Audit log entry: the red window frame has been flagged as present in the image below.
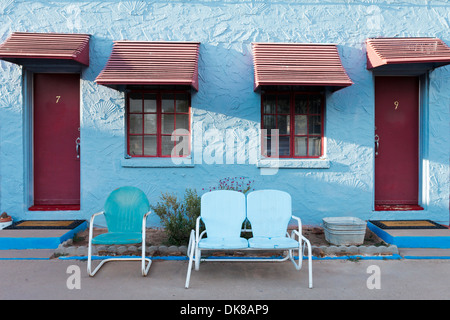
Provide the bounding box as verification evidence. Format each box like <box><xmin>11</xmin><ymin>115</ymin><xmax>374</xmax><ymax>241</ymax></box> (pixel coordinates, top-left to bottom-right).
<box><xmin>127</xmin><ymin>90</ymin><xmax>191</xmax><ymax>158</ymax></box>
<box><xmin>261</xmin><ymin>91</ymin><xmax>325</xmax><ymax>158</ymax></box>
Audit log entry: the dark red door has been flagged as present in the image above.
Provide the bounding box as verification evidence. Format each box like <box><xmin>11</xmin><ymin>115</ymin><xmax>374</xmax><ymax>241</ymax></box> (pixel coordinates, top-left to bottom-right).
<box><xmin>33</xmin><ymin>73</ymin><xmax>80</xmax><ymax>209</ymax></box>
<box><xmin>375</xmin><ymin>76</ymin><xmax>420</xmax><ymax>209</ymax></box>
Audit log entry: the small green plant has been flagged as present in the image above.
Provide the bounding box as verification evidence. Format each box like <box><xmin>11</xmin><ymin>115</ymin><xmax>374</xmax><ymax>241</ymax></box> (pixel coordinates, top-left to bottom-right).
<box><xmin>72</xmin><ymin>232</ymin><xmax>85</xmax><ymax>244</ymax></box>
<box><xmin>347</xmin><ymin>256</ymin><xmax>362</xmax><ymax>263</ymax></box>
<box><xmin>151</xmin><ymin>188</ymin><xmax>201</xmax><ymax>246</ymax></box>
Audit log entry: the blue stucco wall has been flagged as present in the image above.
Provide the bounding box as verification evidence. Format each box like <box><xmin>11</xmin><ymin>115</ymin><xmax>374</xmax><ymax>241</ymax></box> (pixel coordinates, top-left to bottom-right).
<box><xmin>0</xmin><ymin>0</ymin><xmax>449</xmax><ymax>227</ymax></box>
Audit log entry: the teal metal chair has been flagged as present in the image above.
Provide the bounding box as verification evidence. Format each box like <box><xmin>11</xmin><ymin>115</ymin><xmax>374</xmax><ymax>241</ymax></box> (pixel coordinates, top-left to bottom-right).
<box><xmin>87</xmin><ymin>186</ymin><xmax>152</xmax><ymax>276</ymax></box>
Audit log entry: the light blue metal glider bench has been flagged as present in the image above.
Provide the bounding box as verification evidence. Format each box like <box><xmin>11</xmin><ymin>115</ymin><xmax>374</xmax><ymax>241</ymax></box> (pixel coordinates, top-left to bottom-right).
<box><xmin>185</xmin><ymin>190</ymin><xmax>313</xmax><ymax>288</ymax></box>
<box><xmin>87</xmin><ymin>186</ymin><xmax>152</xmax><ymax>276</ymax></box>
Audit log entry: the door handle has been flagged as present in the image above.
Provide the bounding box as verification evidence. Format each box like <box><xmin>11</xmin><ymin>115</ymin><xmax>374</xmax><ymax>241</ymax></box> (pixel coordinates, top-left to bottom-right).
<box><xmin>374</xmin><ymin>134</ymin><xmax>380</xmax><ymax>156</ymax></box>
<box><xmin>76</xmin><ymin>137</ymin><xmax>80</xmax><ymax>159</ymax></box>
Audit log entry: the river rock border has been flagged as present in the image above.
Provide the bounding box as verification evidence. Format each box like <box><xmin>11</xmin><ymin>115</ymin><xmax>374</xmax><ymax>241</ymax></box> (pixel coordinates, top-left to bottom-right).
<box><xmin>54</xmin><ymin>238</ymin><xmax>399</xmax><ymax>258</ymax></box>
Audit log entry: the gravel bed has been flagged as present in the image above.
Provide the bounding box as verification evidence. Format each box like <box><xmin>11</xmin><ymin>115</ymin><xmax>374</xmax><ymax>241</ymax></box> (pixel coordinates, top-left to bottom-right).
<box><xmin>54</xmin><ymin>239</ymin><xmax>399</xmax><ymax>258</ymax></box>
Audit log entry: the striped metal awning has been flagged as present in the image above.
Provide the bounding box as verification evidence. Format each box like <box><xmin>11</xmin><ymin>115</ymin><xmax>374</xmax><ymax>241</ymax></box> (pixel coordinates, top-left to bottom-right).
<box><xmin>252</xmin><ymin>42</ymin><xmax>353</xmax><ymax>91</ymax></box>
<box><xmin>95</xmin><ymin>41</ymin><xmax>200</xmax><ymax>91</ymax></box>
<box><xmin>366</xmin><ymin>37</ymin><xmax>450</xmax><ymax>70</ymax></box>
<box><xmin>0</xmin><ymin>32</ymin><xmax>90</xmax><ymax>66</ymax></box>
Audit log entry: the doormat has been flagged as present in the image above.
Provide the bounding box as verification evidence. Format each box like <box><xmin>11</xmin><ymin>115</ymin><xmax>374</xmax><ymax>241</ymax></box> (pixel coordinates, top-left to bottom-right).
<box><xmin>375</xmin><ymin>204</ymin><xmax>424</xmax><ymax>211</ymax></box>
<box><xmin>4</xmin><ymin>220</ymin><xmax>86</xmax><ymax>230</ymax></box>
<box><xmin>369</xmin><ymin>220</ymin><xmax>448</xmax><ymax>230</ymax></box>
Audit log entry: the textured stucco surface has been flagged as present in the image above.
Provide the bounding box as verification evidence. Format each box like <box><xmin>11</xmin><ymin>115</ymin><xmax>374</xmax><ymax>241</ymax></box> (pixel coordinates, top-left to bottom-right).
<box><xmin>0</xmin><ymin>0</ymin><xmax>449</xmax><ymax>227</ymax></box>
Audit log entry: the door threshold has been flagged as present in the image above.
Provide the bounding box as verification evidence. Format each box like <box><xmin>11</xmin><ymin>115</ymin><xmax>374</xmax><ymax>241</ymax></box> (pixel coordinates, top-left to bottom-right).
<box><xmin>29</xmin><ymin>205</ymin><xmax>80</xmax><ymax>211</ymax></box>
<box><xmin>375</xmin><ymin>204</ymin><xmax>424</xmax><ymax>211</ymax></box>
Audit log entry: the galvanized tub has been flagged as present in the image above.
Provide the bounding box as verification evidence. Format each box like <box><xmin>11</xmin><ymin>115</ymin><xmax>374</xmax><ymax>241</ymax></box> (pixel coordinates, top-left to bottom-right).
<box><xmin>322</xmin><ymin>217</ymin><xmax>367</xmax><ymax>245</ymax></box>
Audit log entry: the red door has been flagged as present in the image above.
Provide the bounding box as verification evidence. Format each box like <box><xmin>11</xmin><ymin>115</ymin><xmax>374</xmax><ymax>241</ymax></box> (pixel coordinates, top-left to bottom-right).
<box><xmin>33</xmin><ymin>73</ymin><xmax>80</xmax><ymax>210</ymax></box>
<box><xmin>374</xmin><ymin>76</ymin><xmax>420</xmax><ymax>210</ymax></box>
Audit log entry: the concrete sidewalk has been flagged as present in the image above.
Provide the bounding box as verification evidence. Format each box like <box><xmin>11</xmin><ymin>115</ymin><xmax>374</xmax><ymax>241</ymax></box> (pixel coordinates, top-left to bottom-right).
<box><xmin>1</xmin><ymin>256</ymin><xmax>449</xmax><ymax>301</ymax></box>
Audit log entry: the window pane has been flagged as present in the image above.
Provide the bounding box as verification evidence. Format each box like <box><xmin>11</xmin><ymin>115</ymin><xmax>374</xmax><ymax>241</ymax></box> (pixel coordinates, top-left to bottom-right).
<box><xmin>143</xmin><ymin>136</ymin><xmax>157</xmax><ymax>156</ymax></box>
<box><xmin>176</xmin><ymin>94</ymin><xmax>189</xmax><ymax>112</ymax></box>
<box><xmin>128</xmin><ymin>91</ymin><xmax>191</xmax><ymax>158</ymax></box>
<box><xmin>277</xmin><ymin>95</ymin><xmax>290</xmax><ymax>114</ymax></box>
<box><xmin>309</xmin><ymin>95</ymin><xmax>322</xmax><ymax>114</ymax></box>
<box><xmin>161</xmin><ymin>135</ymin><xmax>173</xmax><ymax>156</ymax></box>
<box><xmin>261</xmin><ymin>93</ymin><xmax>324</xmax><ymax>159</ymax></box>
<box><xmin>175</xmin><ymin>114</ymin><xmax>189</xmax><ymax>131</ymax></box>
<box><xmin>294</xmin><ymin>137</ymin><xmax>307</xmax><ymax>156</ymax></box>
<box><xmin>263</xmin><ymin>95</ymin><xmax>276</xmax><ymax>114</ymax></box>
<box><xmin>295</xmin><ymin>95</ymin><xmax>308</xmax><ymax>114</ymax></box>
<box><xmin>144</xmin><ymin>114</ymin><xmax>157</xmax><ymax>134</ymax></box>
<box><xmin>129</xmin><ymin>93</ymin><xmax>142</xmax><ymax>113</ymax></box>
<box><xmin>279</xmin><ymin>136</ymin><xmax>290</xmax><ymax>156</ymax></box>
<box><xmin>162</xmin><ymin>114</ymin><xmax>175</xmax><ymax>134</ymax></box>
<box><xmin>295</xmin><ymin>115</ymin><xmax>307</xmax><ymax>135</ymax></box>
<box><xmin>263</xmin><ymin>115</ymin><xmax>276</xmax><ymax>130</ymax></box>
<box><xmin>309</xmin><ymin>115</ymin><xmax>321</xmax><ymax>135</ymax></box>
<box><xmin>143</xmin><ymin>94</ymin><xmax>157</xmax><ymax>112</ymax></box>
<box><xmin>129</xmin><ymin>136</ymin><xmax>142</xmax><ymax>155</ymax></box>
<box><xmin>162</xmin><ymin>94</ymin><xmax>175</xmax><ymax>112</ymax></box>
<box><xmin>309</xmin><ymin>137</ymin><xmax>321</xmax><ymax>156</ymax></box>
<box><xmin>263</xmin><ymin>135</ymin><xmax>281</xmax><ymax>157</ymax></box>
<box><xmin>129</xmin><ymin>114</ymin><xmax>142</xmax><ymax>134</ymax></box>
<box><xmin>263</xmin><ymin>135</ymin><xmax>272</xmax><ymax>157</ymax></box>
<box><xmin>277</xmin><ymin>115</ymin><xmax>290</xmax><ymax>134</ymax></box>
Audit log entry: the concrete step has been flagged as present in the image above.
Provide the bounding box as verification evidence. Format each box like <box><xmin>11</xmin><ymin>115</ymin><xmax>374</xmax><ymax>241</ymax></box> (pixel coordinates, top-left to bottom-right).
<box><xmin>0</xmin><ymin>249</ymin><xmax>55</xmax><ymax>259</ymax></box>
<box><xmin>0</xmin><ymin>221</ymin><xmax>87</xmax><ymax>249</ymax></box>
<box><xmin>399</xmin><ymin>248</ymin><xmax>450</xmax><ymax>259</ymax></box>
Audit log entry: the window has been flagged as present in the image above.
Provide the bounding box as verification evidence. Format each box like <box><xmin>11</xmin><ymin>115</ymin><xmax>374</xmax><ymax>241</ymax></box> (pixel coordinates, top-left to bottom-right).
<box><xmin>261</xmin><ymin>92</ymin><xmax>324</xmax><ymax>158</ymax></box>
<box><xmin>127</xmin><ymin>91</ymin><xmax>190</xmax><ymax>157</ymax></box>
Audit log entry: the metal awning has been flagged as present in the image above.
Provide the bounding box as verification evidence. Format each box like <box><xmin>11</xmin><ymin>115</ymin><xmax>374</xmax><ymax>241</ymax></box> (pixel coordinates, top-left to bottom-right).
<box><xmin>0</xmin><ymin>32</ymin><xmax>90</xmax><ymax>66</ymax></box>
<box><xmin>95</xmin><ymin>41</ymin><xmax>200</xmax><ymax>91</ymax></box>
<box><xmin>366</xmin><ymin>37</ymin><xmax>450</xmax><ymax>70</ymax></box>
<box><xmin>252</xmin><ymin>42</ymin><xmax>353</xmax><ymax>91</ymax></box>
